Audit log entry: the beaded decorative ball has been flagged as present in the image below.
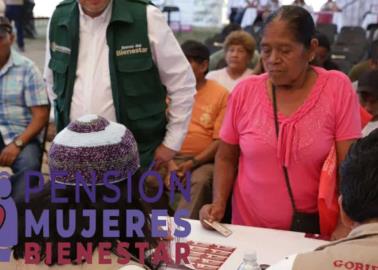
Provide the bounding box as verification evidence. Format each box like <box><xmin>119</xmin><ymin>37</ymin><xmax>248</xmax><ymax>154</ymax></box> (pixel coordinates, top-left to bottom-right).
<box><xmin>48</xmin><ymin>115</ymin><xmax>140</xmax><ymax>185</ymax></box>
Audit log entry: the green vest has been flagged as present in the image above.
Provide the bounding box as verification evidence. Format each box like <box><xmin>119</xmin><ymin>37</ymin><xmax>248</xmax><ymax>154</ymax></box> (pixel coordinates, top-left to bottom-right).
<box><xmin>48</xmin><ymin>0</ymin><xmax>167</xmax><ymax>167</ymax></box>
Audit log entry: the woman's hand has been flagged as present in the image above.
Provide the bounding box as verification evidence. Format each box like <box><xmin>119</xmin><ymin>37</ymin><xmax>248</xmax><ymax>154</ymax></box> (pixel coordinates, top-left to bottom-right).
<box><xmin>177</xmin><ymin>160</ymin><xmax>194</xmax><ymax>174</ymax></box>
<box><xmin>198</xmin><ymin>142</ymin><xmax>238</xmax><ymax>230</ymax></box>
<box><xmin>176</xmin><ymin>160</ymin><xmax>194</xmax><ymax>185</ymax></box>
<box><xmin>199</xmin><ymin>203</ymin><xmax>226</xmax><ymax>230</ymax></box>
<box><xmin>154</xmin><ymin>144</ymin><xmax>177</xmax><ymax>169</ymax></box>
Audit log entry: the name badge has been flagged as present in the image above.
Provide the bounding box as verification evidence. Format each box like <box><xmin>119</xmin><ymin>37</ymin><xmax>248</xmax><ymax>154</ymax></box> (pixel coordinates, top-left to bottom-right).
<box><xmin>116</xmin><ymin>43</ymin><xmax>148</xmax><ymax>57</ymax></box>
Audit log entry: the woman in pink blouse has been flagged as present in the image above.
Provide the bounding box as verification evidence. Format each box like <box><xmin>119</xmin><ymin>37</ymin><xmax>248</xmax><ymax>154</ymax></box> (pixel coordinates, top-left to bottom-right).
<box><xmin>200</xmin><ymin>5</ymin><xmax>361</xmax><ymax>240</ymax></box>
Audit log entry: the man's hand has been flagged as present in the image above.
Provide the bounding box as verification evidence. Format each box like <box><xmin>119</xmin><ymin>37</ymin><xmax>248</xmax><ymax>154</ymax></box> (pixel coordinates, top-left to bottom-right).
<box><xmin>0</xmin><ymin>144</ymin><xmax>21</xmax><ymax>167</ymax></box>
<box><xmin>176</xmin><ymin>159</ymin><xmax>195</xmax><ymax>185</ymax></box>
<box><xmin>199</xmin><ymin>203</ymin><xmax>226</xmax><ymax>230</ymax></box>
<box><xmin>164</xmin><ymin>160</ymin><xmax>179</xmax><ymax>190</ymax></box>
<box><xmin>177</xmin><ymin>159</ymin><xmax>194</xmax><ymax>173</ymax></box>
<box><xmin>153</xmin><ymin>144</ymin><xmax>177</xmax><ymax>169</ymax></box>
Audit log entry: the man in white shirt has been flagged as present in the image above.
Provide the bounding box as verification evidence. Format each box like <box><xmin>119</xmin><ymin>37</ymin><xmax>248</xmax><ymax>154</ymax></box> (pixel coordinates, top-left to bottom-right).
<box><xmin>44</xmin><ymin>0</ymin><xmax>196</xmax><ymax>169</ymax></box>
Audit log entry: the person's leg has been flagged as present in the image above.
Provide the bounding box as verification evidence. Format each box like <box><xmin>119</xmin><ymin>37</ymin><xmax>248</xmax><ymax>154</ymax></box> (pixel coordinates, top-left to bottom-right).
<box><xmin>229</xmin><ymin>7</ymin><xmax>238</xmax><ymax>23</ymax></box>
<box><xmin>177</xmin><ymin>163</ymin><xmax>213</xmax><ymax>219</ymax></box>
<box><xmin>5</xmin><ymin>5</ymin><xmax>13</xmax><ymax>23</ymax></box>
<box><xmin>10</xmin><ymin>140</ymin><xmax>42</xmax><ymax>203</ymax></box>
<box><xmin>235</xmin><ymin>8</ymin><xmax>246</xmax><ymax>25</ymax></box>
<box><xmin>23</xmin><ymin>0</ymin><xmax>37</xmax><ymax>39</ymax></box>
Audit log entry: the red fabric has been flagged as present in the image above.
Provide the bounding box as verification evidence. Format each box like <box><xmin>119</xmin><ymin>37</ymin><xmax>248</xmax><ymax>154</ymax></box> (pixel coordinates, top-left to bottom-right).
<box><xmin>319</xmin><ymin>145</ymin><xmax>338</xmax><ymax>238</ymax></box>
<box><xmin>317</xmin><ymin>12</ymin><xmax>333</xmax><ymax>24</ymax></box>
<box><xmin>319</xmin><ymin>106</ymin><xmax>372</xmax><ymax>238</ymax></box>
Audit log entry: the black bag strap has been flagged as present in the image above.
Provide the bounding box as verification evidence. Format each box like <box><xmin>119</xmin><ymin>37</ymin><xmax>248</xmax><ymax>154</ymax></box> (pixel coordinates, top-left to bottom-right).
<box><xmin>272</xmin><ymin>84</ymin><xmax>298</xmax><ymax>213</ymax></box>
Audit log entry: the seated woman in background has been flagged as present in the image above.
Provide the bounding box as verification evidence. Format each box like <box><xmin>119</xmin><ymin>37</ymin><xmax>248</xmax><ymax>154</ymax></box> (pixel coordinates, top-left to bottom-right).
<box><xmin>1</xmin><ymin>115</ymin><xmax>157</xmax><ymax>270</ymax></box>
<box><xmin>292</xmin><ymin>0</ymin><xmax>314</xmax><ymax>13</ymax></box>
<box><xmin>311</xmin><ymin>32</ymin><xmax>339</xmax><ymax>71</ymax></box>
<box><xmin>200</xmin><ymin>6</ymin><xmax>361</xmax><ymax>240</ymax></box>
<box><xmin>320</xmin><ymin>0</ymin><xmax>342</xmax><ymax>12</ymax></box>
<box><xmin>349</xmin><ymin>40</ymin><xmax>378</xmax><ymax>82</ymax></box>
<box><xmin>206</xmin><ymin>30</ymin><xmax>256</xmax><ymax>92</ymax></box>
<box><xmin>208</xmin><ymin>24</ymin><xmax>260</xmax><ymax>72</ymax></box>
<box><xmin>357</xmin><ymin>70</ymin><xmax>378</xmax><ymax>137</ymax></box>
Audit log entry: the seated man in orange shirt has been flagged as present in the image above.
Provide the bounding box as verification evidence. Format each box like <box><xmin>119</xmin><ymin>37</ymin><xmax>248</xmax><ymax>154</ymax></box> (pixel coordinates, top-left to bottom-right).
<box><xmin>168</xmin><ymin>40</ymin><xmax>229</xmax><ymax>219</ymax></box>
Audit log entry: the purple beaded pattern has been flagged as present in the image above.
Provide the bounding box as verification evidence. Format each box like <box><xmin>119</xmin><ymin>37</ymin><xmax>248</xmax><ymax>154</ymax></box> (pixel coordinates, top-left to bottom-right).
<box><xmin>49</xmin><ymin>123</ymin><xmax>140</xmax><ymax>185</ymax></box>
<box><xmin>68</xmin><ymin>116</ymin><xmax>109</xmax><ymax>133</ymax></box>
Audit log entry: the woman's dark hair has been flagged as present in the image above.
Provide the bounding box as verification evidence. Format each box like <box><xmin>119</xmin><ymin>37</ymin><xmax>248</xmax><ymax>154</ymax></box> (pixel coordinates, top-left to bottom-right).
<box><xmin>263</xmin><ymin>5</ymin><xmax>316</xmax><ymax>49</ymax></box>
<box><xmin>340</xmin><ymin>129</ymin><xmax>378</xmax><ymax>223</ymax></box>
<box><xmin>13</xmin><ymin>170</ymin><xmax>157</xmax><ymax>268</ymax></box>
